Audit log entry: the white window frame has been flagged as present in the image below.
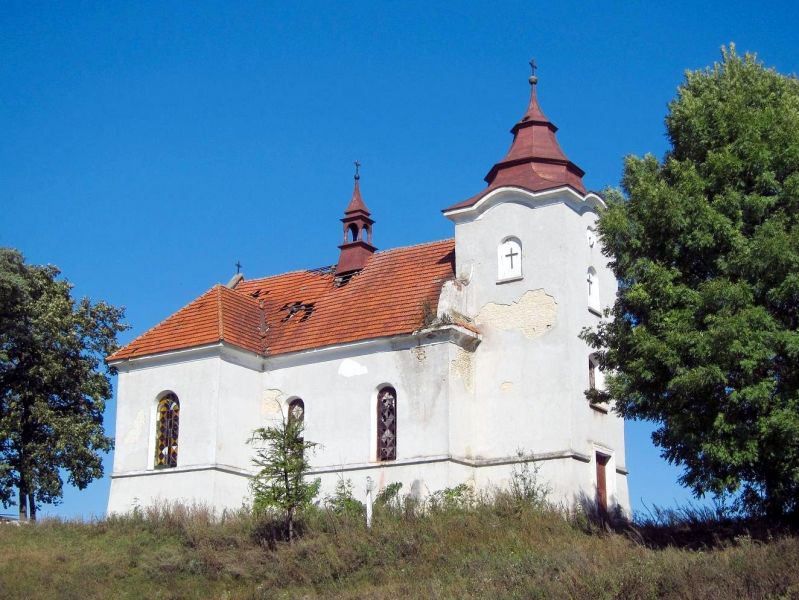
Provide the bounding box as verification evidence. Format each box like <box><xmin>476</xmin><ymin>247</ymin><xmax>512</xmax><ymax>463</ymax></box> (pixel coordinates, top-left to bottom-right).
<box><xmin>497</xmin><ymin>236</ymin><xmax>523</xmax><ymax>283</ymax></box>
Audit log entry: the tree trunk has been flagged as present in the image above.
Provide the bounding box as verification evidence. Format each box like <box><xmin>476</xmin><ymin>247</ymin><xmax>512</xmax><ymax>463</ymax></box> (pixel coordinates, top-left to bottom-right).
<box><xmin>18</xmin><ymin>487</ymin><xmax>27</xmax><ymax>521</ymax></box>
<box><xmin>28</xmin><ymin>493</ymin><xmax>36</xmax><ymax>522</ymax></box>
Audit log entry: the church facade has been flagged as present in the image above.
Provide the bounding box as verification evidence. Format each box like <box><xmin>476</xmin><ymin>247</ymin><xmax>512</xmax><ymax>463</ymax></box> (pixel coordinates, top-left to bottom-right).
<box><xmin>106</xmin><ymin>69</ymin><xmax>630</xmax><ymax>516</ymax></box>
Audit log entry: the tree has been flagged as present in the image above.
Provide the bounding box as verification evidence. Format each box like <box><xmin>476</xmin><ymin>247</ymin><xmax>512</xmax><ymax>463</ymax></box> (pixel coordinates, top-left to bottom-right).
<box><xmin>0</xmin><ymin>248</ymin><xmax>127</xmax><ymax>520</ymax></box>
<box><xmin>248</xmin><ymin>407</ymin><xmax>320</xmax><ymax>542</ymax></box>
<box><xmin>584</xmin><ymin>46</ymin><xmax>799</xmax><ymax>521</ymax></box>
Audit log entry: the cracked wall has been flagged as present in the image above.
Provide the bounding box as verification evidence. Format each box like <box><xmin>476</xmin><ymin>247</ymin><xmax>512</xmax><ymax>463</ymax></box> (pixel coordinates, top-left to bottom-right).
<box><xmin>475</xmin><ymin>289</ymin><xmax>557</xmax><ymax>339</ymax></box>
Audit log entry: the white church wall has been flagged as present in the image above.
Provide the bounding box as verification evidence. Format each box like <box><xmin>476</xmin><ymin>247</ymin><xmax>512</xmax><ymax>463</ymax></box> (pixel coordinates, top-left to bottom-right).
<box><xmin>259</xmin><ymin>336</ymin><xmax>455</xmax><ymax>499</ymax></box>
<box><xmin>108</xmin><ymin>468</ymin><xmax>250</xmax><ymax>515</ymax></box>
<box><xmin>108</xmin><ymin>347</ymin><xmax>232</xmax><ymax>513</ymax></box>
<box><xmin>215</xmin><ymin>350</ymin><xmax>264</xmax><ymax>469</ymax></box>
<box><xmin>450</xmin><ymin>198</ymin><xmax>585</xmax><ymax>457</ymax></box>
<box><xmin>110</xmin><ymin>349</ymin><xmax>221</xmax><ymax>474</ymax></box>
<box><xmin>446</xmin><ymin>189</ymin><xmax>630</xmax><ymax>514</ymax></box>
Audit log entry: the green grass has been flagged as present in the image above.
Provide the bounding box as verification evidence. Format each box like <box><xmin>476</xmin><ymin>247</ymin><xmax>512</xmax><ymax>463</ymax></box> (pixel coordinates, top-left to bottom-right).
<box><xmin>1</xmin><ymin>499</ymin><xmax>797</xmax><ymax>599</ymax></box>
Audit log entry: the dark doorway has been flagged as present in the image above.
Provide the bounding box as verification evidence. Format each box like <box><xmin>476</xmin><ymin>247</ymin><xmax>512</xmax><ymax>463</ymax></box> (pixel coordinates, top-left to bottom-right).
<box><xmin>596</xmin><ymin>452</ymin><xmax>609</xmax><ymax>516</ymax></box>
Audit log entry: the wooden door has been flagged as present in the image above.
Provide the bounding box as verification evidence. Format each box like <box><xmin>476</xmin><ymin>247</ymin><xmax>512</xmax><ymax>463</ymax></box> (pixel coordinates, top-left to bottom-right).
<box><xmin>596</xmin><ymin>453</ymin><xmax>609</xmax><ymax>516</ymax></box>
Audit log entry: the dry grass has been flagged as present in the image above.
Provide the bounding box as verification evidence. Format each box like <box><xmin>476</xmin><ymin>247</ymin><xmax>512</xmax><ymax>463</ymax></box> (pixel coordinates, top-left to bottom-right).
<box><xmin>1</xmin><ymin>499</ymin><xmax>798</xmax><ymax>599</ymax></box>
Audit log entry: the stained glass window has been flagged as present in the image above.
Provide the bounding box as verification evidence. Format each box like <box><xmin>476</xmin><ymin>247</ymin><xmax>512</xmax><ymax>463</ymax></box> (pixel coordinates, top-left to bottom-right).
<box><xmin>288</xmin><ymin>398</ymin><xmax>305</xmax><ymax>444</ymax></box>
<box><xmin>288</xmin><ymin>398</ymin><xmax>305</xmax><ymax>426</ymax></box>
<box><xmin>377</xmin><ymin>386</ymin><xmax>397</xmax><ymax>461</ymax></box>
<box><xmin>155</xmin><ymin>393</ymin><xmax>180</xmax><ymax>468</ymax></box>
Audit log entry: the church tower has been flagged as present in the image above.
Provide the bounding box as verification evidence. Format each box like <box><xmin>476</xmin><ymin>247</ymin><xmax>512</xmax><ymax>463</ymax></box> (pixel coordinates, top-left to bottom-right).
<box><xmin>336</xmin><ymin>161</ymin><xmax>376</xmax><ymax>275</ymax></box>
<box><xmin>441</xmin><ymin>62</ymin><xmax>628</xmax><ymax>513</ymax></box>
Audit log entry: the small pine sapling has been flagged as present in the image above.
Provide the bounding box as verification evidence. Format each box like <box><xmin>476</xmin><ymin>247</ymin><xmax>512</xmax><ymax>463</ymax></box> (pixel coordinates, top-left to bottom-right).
<box><xmin>248</xmin><ymin>408</ymin><xmax>320</xmax><ymax>542</ymax></box>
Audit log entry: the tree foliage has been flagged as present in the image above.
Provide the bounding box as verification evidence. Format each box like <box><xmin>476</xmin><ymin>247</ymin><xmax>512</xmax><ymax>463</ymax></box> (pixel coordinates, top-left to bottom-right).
<box><xmin>0</xmin><ymin>248</ymin><xmax>127</xmax><ymax>519</ymax></box>
<box><xmin>584</xmin><ymin>46</ymin><xmax>799</xmax><ymax>520</ymax></box>
<box><xmin>249</xmin><ymin>410</ymin><xmax>320</xmax><ymax>541</ymax></box>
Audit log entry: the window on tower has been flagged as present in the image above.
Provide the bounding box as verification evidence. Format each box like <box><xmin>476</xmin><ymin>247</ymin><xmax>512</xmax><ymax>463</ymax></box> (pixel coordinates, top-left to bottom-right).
<box><xmin>587</xmin><ymin>226</ymin><xmax>597</xmax><ymax>249</ymax></box>
<box><xmin>497</xmin><ymin>236</ymin><xmax>523</xmax><ymax>282</ymax></box>
<box><xmin>587</xmin><ymin>267</ymin><xmax>600</xmax><ymax>314</ymax></box>
<box><xmin>154</xmin><ymin>392</ymin><xmax>180</xmax><ymax>468</ymax></box>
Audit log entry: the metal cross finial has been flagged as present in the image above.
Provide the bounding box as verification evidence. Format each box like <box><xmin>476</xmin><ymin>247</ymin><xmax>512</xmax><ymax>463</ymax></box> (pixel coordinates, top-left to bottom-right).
<box><xmin>235</xmin><ymin>260</ymin><xmax>242</xmax><ymax>274</ymax></box>
<box><xmin>529</xmin><ymin>58</ymin><xmax>538</xmax><ymax>84</ymax></box>
<box><xmin>354</xmin><ymin>160</ymin><xmax>361</xmax><ymax>180</ymax></box>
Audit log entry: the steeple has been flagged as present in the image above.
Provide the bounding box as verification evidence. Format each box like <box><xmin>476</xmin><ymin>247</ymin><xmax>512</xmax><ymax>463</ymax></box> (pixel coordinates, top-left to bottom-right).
<box><xmin>336</xmin><ymin>161</ymin><xmax>377</xmax><ymax>275</ymax></box>
<box><xmin>483</xmin><ymin>60</ymin><xmax>586</xmax><ymax>193</ymax></box>
<box><xmin>443</xmin><ymin>60</ymin><xmax>587</xmax><ymax>213</ymax></box>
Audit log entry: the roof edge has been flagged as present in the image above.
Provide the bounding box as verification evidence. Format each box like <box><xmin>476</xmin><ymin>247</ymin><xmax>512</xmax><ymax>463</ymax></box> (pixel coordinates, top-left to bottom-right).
<box><xmin>442</xmin><ymin>185</ymin><xmax>606</xmax><ymax>219</ymax></box>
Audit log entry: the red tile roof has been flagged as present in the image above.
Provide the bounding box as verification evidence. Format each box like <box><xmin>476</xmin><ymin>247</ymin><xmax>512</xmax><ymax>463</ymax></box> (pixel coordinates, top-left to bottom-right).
<box><xmin>108</xmin><ymin>239</ymin><xmax>456</xmax><ymax>362</ymax></box>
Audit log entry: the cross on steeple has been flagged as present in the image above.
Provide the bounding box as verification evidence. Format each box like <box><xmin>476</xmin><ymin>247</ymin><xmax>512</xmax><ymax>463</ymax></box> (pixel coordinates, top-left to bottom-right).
<box><xmin>354</xmin><ymin>160</ymin><xmax>361</xmax><ymax>180</ymax></box>
<box><xmin>235</xmin><ymin>260</ymin><xmax>242</xmax><ymax>274</ymax></box>
<box><xmin>529</xmin><ymin>58</ymin><xmax>537</xmax><ymax>77</ymax></box>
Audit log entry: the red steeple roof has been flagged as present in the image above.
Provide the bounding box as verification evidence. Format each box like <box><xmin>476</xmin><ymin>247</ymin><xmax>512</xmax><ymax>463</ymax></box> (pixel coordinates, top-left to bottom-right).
<box><xmin>444</xmin><ymin>66</ymin><xmax>587</xmax><ymax>213</ymax></box>
<box><xmin>336</xmin><ymin>163</ymin><xmax>377</xmax><ymax>275</ymax></box>
<box><xmin>344</xmin><ymin>177</ymin><xmax>370</xmax><ymax>216</ymax></box>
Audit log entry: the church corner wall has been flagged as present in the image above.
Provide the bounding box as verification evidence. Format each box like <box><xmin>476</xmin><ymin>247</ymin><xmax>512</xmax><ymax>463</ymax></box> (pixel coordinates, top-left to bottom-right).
<box><xmin>108</xmin><ymin>349</ymin><xmax>226</xmax><ymax>514</ymax></box>
<box><xmin>215</xmin><ymin>353</ymin><xmax>263</xmax><ymax>472</ymax></box>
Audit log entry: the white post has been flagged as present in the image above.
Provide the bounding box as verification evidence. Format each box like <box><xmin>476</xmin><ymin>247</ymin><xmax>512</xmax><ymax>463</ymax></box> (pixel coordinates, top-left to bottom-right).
<box><xmin>365</xmin><ymin>476</ymin><xmax>374</xmax><ymax>528</ymax></box>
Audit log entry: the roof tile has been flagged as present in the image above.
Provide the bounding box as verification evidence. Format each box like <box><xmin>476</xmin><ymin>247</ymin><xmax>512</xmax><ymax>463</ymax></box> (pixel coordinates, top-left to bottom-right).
<box><xmin>108</xmin><ymin>239</ymin><xmax>455</xmax><ymax>361</ymax></box>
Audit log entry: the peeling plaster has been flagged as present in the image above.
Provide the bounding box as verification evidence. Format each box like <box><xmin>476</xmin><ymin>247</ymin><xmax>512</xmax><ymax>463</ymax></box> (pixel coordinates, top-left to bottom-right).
<box><xmin>262</xmin><ymin>389</ymin><xmax>284</xmax><ymax>417</ymax></box>
<box><xmin>124</xmin><ymin>409</ymin><xmax>147</xmax><ymax>446</ymax></box>
<box><xmin>475</xmin><ymin>289</ymin><xmax>557</xmax><ymax>339</ymax></box>
<box><xmin>451</xmin><ymin>348</ymin><xmax>474</xmax><ymax>392</ymax></box>
<box><xmin>338</xmin><ymin>358</ymin><xmax>368</xmax><ymax>377</ymax></box>
<box><xmin>411</xmin><ymin>346</ymin><xmax>427</xmax><ymax>362</ymax></box>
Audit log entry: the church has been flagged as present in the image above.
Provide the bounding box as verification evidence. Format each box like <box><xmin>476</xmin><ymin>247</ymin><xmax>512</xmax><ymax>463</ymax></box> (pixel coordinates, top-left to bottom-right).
<box><xmin>106</xmin><ymin>66</ymin><xmax>630</xmax><ymax>516</ymax></box>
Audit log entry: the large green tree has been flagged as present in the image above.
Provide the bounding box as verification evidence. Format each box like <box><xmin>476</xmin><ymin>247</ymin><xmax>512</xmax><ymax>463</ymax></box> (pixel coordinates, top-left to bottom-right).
<box><xmin>585</xmin><ymin>46</ymin><xmax>799</xmax><ymax>520</ymax></box>
<box><xmin>0</xmin><ymin>248</ymin><xmax>127</xmax><ymax>520</ymax></box>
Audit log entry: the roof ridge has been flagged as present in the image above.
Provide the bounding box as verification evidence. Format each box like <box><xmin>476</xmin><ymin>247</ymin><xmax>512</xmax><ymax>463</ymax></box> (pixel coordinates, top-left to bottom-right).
<box><xmin>374</xmin><ymin>238</ymin><xmax>454</xmax><ymax>255</ymax></box>
<box><xmin>236</xmin><ymin>238</ymin><xmax>455</xmax><ymax>289</ymax></box>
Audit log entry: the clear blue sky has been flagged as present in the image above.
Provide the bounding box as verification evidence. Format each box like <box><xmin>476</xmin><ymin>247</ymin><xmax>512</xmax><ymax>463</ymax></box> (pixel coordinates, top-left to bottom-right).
<box><xmin>1</xmin><ymin>1</ymin><xmax>797</xmax><ymax>520</ymax></box>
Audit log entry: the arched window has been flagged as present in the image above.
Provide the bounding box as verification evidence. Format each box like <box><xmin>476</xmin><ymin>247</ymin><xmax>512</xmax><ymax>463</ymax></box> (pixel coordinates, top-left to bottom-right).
<box><xmin>155</xmin><ymin>393</ymin><xmax>180</xmax><ymax>468</ymax></box>
<box><xmin>587</xmin><ymin>267</ymin><xmax>600</xmax><ymax>313</ymax></box>
<box><xmin>497</xmin><ymin>236</ymin><xmax>522</xmax><ymax>282</ymax></box>
<box><xmin>587</xmin><ymin>226</ymin><xmax>597</xmax><ymax>249</ymax></box>
<box><xmin>347</xmin><ymin>223</ymin><xmax>359</xmax><ymax>243</ymax></box>
<box><xmin>288</xmin><ymin>398</ymin><xmax>305</xmax><ymax>426</ymax></box>
<box><xmin>360</xmin><ymin>224</ymin><xmax>370</xmax><ymax>243</ymax></box>
<box><xmin>377</xmin><ymin>386</ymin><xmax>397</xmax><ymax>461</ymax></box>
<box><xmin>588</xmin><ymin>353</ymin><xmax>605</xmax><ymax>390</ymax></box>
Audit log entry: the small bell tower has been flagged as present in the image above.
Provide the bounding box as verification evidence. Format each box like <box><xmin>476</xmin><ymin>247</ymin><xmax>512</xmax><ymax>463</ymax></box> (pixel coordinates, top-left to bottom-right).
<box><xmin>336</xmin><ymin>161</ymin><xmax>376</xmax><ymax>275</ymax></box>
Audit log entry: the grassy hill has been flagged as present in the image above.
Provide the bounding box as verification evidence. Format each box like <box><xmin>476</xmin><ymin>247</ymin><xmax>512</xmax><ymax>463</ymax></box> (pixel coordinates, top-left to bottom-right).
<box><xmin>1</xmin><ymin>493</ymin><xmax>797</xmax><ymax>600</ymax></box>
